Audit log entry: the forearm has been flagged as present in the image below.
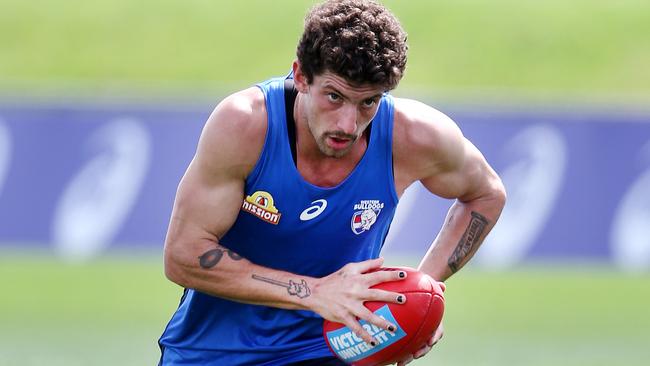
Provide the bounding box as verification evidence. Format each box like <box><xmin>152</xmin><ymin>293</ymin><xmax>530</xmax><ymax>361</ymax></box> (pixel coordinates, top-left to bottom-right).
<box><xmin>164</xmin><ymin>239</ymin><xmax>316</xmax><ymax>311</ymax></box>
<box><xmin>418</xmin><ymin>190</ymin><xmax>505</xmax><ymax>281</ymax></box>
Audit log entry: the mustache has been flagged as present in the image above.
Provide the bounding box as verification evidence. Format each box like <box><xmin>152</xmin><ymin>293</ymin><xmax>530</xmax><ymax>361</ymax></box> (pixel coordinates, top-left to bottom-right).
<box><xmin>325</xmin><ymin>131</ymin><xmax>357</xmax><ymax>141</ymax></box>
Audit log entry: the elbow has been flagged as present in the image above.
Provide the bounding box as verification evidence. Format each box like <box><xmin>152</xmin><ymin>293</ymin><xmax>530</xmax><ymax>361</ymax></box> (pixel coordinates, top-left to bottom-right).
<box><xmin>490</xmin><ymin>175</ymin><xmax>507</xmax><ymax>213</ymax></box>
<box><xmin>163</xmin><ymin>259</ymin><xmax>182</xmax><ymax>286</ymax></box>
<box><xmin>163</xmin><ymin>243</ymin><xmax>192</xmax><ymax>288</ymax></box>
<box><xmin>495</xmin><ymin>177</ymin><xmax>507</xmax><ymax>206</ymax></box>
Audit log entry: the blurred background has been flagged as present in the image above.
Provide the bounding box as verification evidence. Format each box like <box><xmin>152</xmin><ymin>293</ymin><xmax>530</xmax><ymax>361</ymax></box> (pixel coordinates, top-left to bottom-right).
<box><xmin>1</xmin><ymin>0</ymin><xmax>649</xmax><ymax>365</ymax></box>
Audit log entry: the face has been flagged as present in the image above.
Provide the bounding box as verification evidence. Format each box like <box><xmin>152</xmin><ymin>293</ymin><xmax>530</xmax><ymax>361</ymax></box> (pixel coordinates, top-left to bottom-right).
<box><xmin>294</xmin><ymin>66</ymin><xmax>385</xmax><ymax>158</ymax></box>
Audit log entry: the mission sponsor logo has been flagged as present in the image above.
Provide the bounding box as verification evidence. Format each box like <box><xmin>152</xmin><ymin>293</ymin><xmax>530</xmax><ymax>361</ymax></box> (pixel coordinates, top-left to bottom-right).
<box><xmin>351</xmin><ymin>199</ymin><xmax>384</xmax><ymax>235</ymax></box>
<box><xmin>326</xmin><ymin>305</ymin><xmax>406</xmax><ymax>362</ymax></box>
<box><xmin>241</xmin><ymin>191</ymin><xmax>281</xmax><ymax>225</ymax></box>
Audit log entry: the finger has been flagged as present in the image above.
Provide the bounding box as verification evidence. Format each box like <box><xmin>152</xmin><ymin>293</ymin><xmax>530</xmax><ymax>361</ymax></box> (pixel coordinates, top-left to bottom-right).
<box><xmin>428</xmin><ymin>334</ymin><xmax>442</xmax><ymax>347</ymax></box>
<box><xmin>348</xmin><ymin>257</ymin><xmax>384</xmax><ymax>274</ymax></box>
<box><xmin>413</xmin><ymin>344</ymin><xmax>430</xmax><ymax>358</ymax></box>
<box><xmin>430</xmin><ymin>324</ymin><xmax>444</xmax><ymax>346</ymax></box>
<box><xmin>364</xmin><ymin>268</ymin><xmax>407</xmax><ymax>286</ymax></box>
<box><xmin>342</xmin><ymin>315</ymin><xmax>376</xmax><ymax>347</ymax></box>
<box><xmin>356</xmin><ymin>306</ymin><xmax>397</xmax><ymax>332</ymax></box>
<box><xmin>438</xmin><ymin>281</ymin><xmax>446</xmax><ymax>292</ymax></box>
<box><xmin>397</xmin><ymin>355</ymin><xmax>414</xmax><ymax>366</ymax></box>
<box><xmin>365</xmin><ymin>288</ymin><xmax>406</xmax><ymax>305</ymax></box>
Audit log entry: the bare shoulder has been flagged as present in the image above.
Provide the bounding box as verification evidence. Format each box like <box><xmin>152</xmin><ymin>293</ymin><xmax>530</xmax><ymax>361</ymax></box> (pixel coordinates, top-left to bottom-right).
<box><xmin>195</xmin><ymin>86</ymin><xmax>268</xmax><ymax>180</ymax></box>
<box><xmin>392</xmin><ymin>97</ymin><xmax>466</xmax><ymax>190</ymax></box>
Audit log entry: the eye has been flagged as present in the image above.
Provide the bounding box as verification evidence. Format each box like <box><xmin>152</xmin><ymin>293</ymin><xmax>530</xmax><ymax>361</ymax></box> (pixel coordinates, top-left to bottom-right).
<box><xmin>327</xmin><ymin>93</ymin><xmax>341</xmax><ymax>102</ymax></box>
<box><xmin>362</xmin><ymin>98</ymin><xmax>377</xmax><ymax>108</ymax></box>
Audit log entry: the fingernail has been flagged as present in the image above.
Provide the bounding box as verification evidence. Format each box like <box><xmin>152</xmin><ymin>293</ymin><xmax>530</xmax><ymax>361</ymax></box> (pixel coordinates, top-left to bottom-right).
<box><xmin>388</xmin><ymin>325</ymin><xmax>395</xmax><ymax>332</ymax></box>
<box><xmin>398</xmin><ymin>271</ymin><xmax>406</xmax><ymax>278</ymax></box>
<box><xmin>397</xmin><ymin>295</ymin><xmax>405</xmax><ymax>303</ymax></box>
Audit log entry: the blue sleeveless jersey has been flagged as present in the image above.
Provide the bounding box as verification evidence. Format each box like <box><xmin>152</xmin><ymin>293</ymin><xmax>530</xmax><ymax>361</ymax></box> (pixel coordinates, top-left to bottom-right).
<box><xmin>159</xmin><ymin>75</ymin><xmax>398</xmax><ymax>365</ymax></box>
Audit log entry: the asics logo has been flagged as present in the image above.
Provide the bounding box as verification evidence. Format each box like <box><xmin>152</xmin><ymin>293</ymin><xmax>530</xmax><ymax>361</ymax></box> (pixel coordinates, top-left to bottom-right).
<box><xmin>300</xmin><ymin>199</ymin><xmax>328</xmax><ymax>221</ymax></box>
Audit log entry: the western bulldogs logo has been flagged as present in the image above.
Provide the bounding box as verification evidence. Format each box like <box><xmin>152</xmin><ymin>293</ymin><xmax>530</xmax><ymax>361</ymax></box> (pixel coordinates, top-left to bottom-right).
<box><xmin>351</xmin><ymin>200</ymin><xmax>384</xmax><ymax>235</ymax></box>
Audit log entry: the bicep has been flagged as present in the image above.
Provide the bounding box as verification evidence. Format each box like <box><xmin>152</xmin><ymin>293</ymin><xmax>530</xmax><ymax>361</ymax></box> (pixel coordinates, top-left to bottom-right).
<box><xmin>420</xmin><ymin>137</ymin><xmax>497</xmax><ymax>202</ymax></box>
<box><xmin>166</xmin><ymin>90</ymin><xmax>264</xmax><ymax>249</ymax></box>
<box><xmin>169</xmin><ymin>157</ymin><xmax>245</xmax><ymax>244</ymax></box>
<box><xmin>163</xmin><ymin>151</ymin><xmax>247</xmax><ymax>285</ymax></box>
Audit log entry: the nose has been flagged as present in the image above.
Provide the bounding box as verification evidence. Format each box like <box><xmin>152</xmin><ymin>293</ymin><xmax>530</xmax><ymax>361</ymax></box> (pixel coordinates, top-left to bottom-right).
<box><xmin>336</xmin><ymin>104</ymin><xmax>358</xmax><ymax>135</ymax></box>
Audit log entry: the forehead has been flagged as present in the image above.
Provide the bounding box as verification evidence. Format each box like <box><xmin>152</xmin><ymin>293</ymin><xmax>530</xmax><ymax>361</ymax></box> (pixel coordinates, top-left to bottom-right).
<box><xmin>312</xmin><ymin>71</ymin><xmax>385</xmax><ymax>99</ymax></box>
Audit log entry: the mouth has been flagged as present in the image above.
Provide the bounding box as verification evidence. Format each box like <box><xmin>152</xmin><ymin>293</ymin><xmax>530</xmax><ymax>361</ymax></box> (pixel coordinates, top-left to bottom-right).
<box><xmin>326</xmin><ymin>136</ymin><xmax>353</xmax><ymax>150</ymax></box>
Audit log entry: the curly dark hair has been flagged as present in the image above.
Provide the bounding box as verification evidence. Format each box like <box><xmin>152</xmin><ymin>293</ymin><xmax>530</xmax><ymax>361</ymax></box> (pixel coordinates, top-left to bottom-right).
<box><xmin>296</xmin><ymin>0</ymin><xmax>408</xmax><ymax>90</ymax></box>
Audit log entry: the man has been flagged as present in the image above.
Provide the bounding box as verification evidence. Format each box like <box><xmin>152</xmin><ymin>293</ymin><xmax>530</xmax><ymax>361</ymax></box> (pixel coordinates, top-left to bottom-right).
<box><xmin>159</xmin><ymin>0</ymin><xmax>506</xmax><ymax>365</ymax></box>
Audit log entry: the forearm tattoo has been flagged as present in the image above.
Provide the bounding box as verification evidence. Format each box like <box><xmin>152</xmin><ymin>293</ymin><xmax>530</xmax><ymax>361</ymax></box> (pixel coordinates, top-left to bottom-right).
<box><xmin>251</xmin><ymin>274</ymin><xmax>312</xmax><ymax>299</ymax></box>
<box><xmin>447</xmin><ymin>211</ymin><xmax>489</xmax><ymax>273</ymax></box>
<box><xmin>198</xmin><ymin>245</ymin><xmax>243</xmax><ymax>269</ymax></box>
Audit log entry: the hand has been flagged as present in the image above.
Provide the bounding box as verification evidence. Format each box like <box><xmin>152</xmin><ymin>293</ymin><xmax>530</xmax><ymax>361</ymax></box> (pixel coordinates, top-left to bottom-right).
<box><xmin>308</xmin><ymin>257</ymin><xmax>407</xmax><ymax>346</ymax></box>
<box><xmin>395</xmin><ymin>323</ymin><xmax>444</xmax><ymax>366</ymax></box>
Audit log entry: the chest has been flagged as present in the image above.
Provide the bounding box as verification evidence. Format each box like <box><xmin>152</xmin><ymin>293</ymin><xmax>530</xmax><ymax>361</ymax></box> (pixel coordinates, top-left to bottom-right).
<box><xmin>228</xmin><ymin>171</ymin><xmax>398</xmax><ymax>276</ymax></box>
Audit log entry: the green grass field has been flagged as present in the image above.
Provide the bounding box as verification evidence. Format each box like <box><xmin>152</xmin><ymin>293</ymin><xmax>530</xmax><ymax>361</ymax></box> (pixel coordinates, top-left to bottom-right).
<box><xmin>1</xmin><ymin>253</ymin><xmax>648</xmax><ymax>366</ymax></box>
<box><xmin>1</xmin><ymin>0</ymin><xmax>649</xmax><ymax>100</ymax></box>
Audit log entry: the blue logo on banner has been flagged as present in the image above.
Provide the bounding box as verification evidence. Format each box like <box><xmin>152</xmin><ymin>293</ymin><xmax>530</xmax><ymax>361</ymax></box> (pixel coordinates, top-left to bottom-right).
<box><xmin>326</xmin><ymin>305</ymin><xmax>406</xmax><ymax>362</ymax></box>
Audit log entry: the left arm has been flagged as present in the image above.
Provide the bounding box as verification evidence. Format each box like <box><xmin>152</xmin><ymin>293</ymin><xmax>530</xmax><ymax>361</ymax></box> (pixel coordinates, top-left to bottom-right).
<box><xmin>417</xmin><ymin>136</ymin><xmax>506</xmax><ymax>281</ymax></box>
<box><xmin>392</xmin><ymin>98</ymin><xmax>506</xmax><ymax>364</ymax></box>
<box><xmin>393</xmin><ymin>97</ymin><xmax>506</xmax><ymax>281</ymax></box>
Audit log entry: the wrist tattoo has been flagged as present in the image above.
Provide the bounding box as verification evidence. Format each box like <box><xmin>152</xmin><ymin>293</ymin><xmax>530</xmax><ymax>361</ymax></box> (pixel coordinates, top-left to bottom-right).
<box><xmin>198</xmin><ymin>245</ymin><xmax>243</xmax><ymax>269</ymax></box>
<box><xmin>447</xmin><ymin>211</ymin><xmax>489</xmax><ymax>273</ymax></box>
<box><xmin>251</xmin><ymin>274</ymin><xmax>311</xmax><ymax>299</ymax></box>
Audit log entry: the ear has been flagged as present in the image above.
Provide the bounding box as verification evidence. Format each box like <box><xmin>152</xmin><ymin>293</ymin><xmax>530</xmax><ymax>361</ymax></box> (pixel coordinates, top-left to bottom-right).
<box><xmin>292</xmin><ymin>60</ymin><xmax>309</xmax><ymax>93</ymax></box>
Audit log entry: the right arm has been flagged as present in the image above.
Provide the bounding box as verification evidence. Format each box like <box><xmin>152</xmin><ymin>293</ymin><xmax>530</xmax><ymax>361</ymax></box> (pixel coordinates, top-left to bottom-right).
<box><xmin>163</xmin><ymin>87</ymin><xmax>404</xmax><ymax>344</ymax></box>
<box><xmin>163</xmin><ymin>87</ymin><xmax>301</xmax><ymax>309</ymax></box>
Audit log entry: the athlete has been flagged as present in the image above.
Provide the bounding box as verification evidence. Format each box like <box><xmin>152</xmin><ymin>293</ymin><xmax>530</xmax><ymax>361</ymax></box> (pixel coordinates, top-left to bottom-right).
<box><xmin>159</xmin><ymin>1</ymin><xmax>506</xmax><ymax>365</ymax></box>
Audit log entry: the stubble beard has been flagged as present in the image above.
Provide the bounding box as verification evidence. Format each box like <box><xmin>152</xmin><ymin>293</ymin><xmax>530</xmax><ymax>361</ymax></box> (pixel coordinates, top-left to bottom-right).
<box><xmin>315</xmin><ymin>130</ymin><xmax>358</xmax><ymax>158</ymax></box>
<box><xmin>303</xmin><ymin>105</ymin><xmax>358</xmax><ymax>159</ymax></box>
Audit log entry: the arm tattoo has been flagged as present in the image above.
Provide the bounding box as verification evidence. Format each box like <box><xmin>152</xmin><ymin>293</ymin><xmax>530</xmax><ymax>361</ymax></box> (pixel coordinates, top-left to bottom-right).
<box><xmin>198</xmin><ymin>246</ymin><xmax>243</xmax><ymax>269</ymax></box>
<box><xmin>251</xmin><ymin>274</ymin><xmax>311</xmax><ymax>299</ymax></box>
<box><xmin>447</xmin><ymin>211</ymin><xmax>489</xmax><ymax>273</ymax></box>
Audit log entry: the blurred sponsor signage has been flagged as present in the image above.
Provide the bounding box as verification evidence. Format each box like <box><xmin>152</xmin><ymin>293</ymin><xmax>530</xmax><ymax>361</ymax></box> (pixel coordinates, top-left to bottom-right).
<box><xmin>0</xmin><ymin>101</ymin><xmax>648</xmax><ymax>270</ymax></box>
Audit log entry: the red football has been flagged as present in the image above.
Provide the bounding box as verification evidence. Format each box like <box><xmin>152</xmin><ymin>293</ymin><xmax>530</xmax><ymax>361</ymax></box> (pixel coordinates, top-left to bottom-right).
<box><xmin>323</xmin><ymin>267</ymin><xmax>445</xmax><ymax>366</ymax></box>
